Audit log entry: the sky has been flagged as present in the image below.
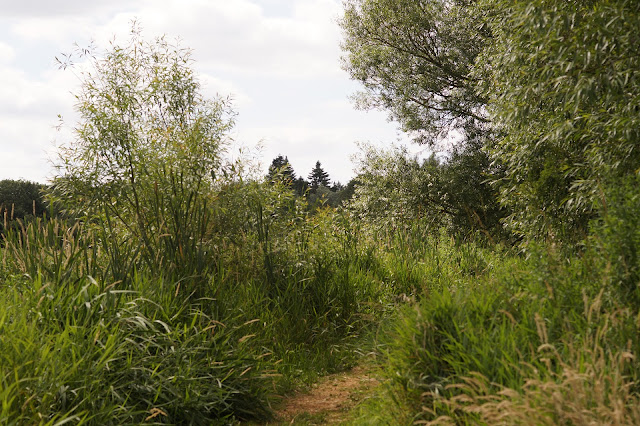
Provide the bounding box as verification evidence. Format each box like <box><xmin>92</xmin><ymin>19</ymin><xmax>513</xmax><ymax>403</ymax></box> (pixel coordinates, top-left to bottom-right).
<box><xmin>0</xmin><ymin>0</ymin><xmax>414</xmax><ymax>185</ymax></box>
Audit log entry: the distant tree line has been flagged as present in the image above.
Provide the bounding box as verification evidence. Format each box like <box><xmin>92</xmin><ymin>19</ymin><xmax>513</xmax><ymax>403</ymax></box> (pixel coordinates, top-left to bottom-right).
<box><xmin>266</xmin><ymin>155</ymin><xmax>357</xmax><ymax>209</ymax></box>
<box><xmin>0</xmin><ymin>179</ymin><xmax>49</xmax><ymax>233</ymax></box>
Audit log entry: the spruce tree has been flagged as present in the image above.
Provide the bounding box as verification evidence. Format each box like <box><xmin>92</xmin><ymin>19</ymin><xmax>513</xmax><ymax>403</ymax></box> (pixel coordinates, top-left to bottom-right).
<box><xmin>308</xmin><ymin>161</ymin><xmax>330</xmax><ymax>191</ymax></box>
<box><xmin>267</xmin><ymin>155</ymin><xmax>296</xmax><ymax>185</ymax></box>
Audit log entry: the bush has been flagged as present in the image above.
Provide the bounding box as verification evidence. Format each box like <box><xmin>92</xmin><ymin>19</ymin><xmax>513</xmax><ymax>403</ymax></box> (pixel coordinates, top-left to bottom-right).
<box><xmin>350</xmin><ymin>235</ymin><xmax>640</xmax><ymax>424</ymax></box>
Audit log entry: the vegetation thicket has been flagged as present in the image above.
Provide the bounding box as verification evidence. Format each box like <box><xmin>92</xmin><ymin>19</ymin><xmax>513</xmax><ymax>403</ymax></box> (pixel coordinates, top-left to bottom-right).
<box><xmin>0</xmin><ymin>30</ymin><xmax>388</xmax><ymax>424</ymax></box>
<box><xmin>1</xmin><ymin>1</ymin><xmax>640</xmax><ymax>424</ymax></box>
<box><xmin>0</xmin><ymin>179</ymin><xmax>48</xmax><ymax>236</ymax></box>
<box><xmin>340</xmin><ymin>0</ymin><xmax>640</xmax><ymax>424</ymax></box>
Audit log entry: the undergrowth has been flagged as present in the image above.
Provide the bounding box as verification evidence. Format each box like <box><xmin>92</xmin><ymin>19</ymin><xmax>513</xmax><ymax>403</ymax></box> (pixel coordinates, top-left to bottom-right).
<box><xmin>348</xmin><ymin>214</ymin><xmax>640</xmax><ymax>425</ymax></box>
<box><xmin>0</xmin><ymin>191</ymin><xmax>392</xmax><ymax>423</ymax></box>
<box><xmin>3</xmin><ymin>182</ymin><xmax>640</xmax><ymax>424</ymax></box>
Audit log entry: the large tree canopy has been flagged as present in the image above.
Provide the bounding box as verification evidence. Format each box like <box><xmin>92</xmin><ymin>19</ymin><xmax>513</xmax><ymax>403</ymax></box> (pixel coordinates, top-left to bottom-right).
<box><xmin>481</xmin><ymin>0</ymin><xmax>640</xmax><ymax>239</ymax></box>
<box><xmin>342</xmin><ymin>0</ymin><xmax>640</xmax><ymax>242</ymax></box>
<box><xmin>341</xmin><ymin>0</ymin><xmax>503</xmax><ymax>240</ymax></box>
<box><xmin>340</xmin><ymin>0</ymin><xmax>491</xmax><ymax>146</ymax></box>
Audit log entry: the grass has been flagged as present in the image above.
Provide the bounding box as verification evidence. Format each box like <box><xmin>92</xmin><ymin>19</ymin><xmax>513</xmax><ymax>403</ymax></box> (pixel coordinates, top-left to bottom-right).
<box><xmin>2</xmin><ymin>182</ymin><xmax>640</xmax><ymax>423</ymax></box>
<box><xmin>348</xmin><ymin>227</ymin><xmax>640</xmax><ymax>425</ymax></box>
<box><xmin>0</xmin><ymin>272</ymin><xmax>274</xmax><ymax>424</ymax></box>
<box><xmin>0</xmin><ymin>191</ymin><xmax>392</xmax><ymax>423</ymax></box>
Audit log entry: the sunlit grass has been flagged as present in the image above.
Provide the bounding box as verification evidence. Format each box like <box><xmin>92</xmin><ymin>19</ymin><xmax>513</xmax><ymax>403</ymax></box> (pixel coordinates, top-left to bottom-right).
<box><xmin>2</xmin><ymin>199</ymin><xmax>639</xmax><ymax>423</ymax></box>
<box><xmin>349</xmin><ymin>230</ymin><xmax>640</xmax><ymax>424</ymax></box>
<box><xmin>0</xmin><ymin>198</ymin><xmax>392</xmax><ymax>423</ymax></box>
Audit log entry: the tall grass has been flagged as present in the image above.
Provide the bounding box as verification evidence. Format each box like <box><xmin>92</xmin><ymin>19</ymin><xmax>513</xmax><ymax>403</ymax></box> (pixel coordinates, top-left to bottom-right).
<box><xmin>348</xmin><ymin>226</ymin><xmax>640</xmax><ymax>425</ymax></box>
<box><xmin>5</xmin><ymin>179</ymin><xmax>639</xmax><ymax>423</ymax></box>
<box><xmin>0</xmin><ymin>270</ymin><xmax>275</xmax><ymax>424</ymax></box>
<box><xmin>0</xmin><ymin>181</ymin><xmax>394</xmax><ymax>423</ymax></box>
<box><xmin>427</xmin><ymin>303</ymin><xmax>640</xmax><ymax>425</ymax></box>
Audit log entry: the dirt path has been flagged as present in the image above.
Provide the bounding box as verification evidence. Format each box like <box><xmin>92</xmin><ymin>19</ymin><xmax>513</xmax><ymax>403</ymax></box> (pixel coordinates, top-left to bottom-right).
<box><xmin>270</xmin><ymin>364</ymin><xmax>379</xmax><ymax>425</ymax></box>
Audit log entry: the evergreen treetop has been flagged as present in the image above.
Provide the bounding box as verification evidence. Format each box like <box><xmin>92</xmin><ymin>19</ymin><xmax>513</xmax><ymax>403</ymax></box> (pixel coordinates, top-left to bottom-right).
<box><xmin>308</xmin><ymin>161</ymin><xmax>330</xmax><ymax>191</ymax></box>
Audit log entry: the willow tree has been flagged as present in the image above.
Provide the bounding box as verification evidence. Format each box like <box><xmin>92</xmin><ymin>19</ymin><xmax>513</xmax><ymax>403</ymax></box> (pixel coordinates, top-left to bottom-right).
<box><xmin>481</xmin><ymin>0</ymin><xmax>640</xmax><ymax>240</ymax></box>
<box><xmin>340</xmin><ymin>0</ymin><xmax>504</xmax><ymax>240</ymax></box>
<box><xmin>340</xmin><ymin>0</ymin><xmax>491</xmax><ymax>146</ymax></box>
<box><xmin>53</xmin><ymin>27</ymin><xmax>235</xmax><ymax>274</ymax></box>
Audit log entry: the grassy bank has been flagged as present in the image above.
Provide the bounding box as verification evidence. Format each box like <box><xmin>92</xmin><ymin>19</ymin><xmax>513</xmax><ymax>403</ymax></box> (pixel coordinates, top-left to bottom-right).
<box><xmin>2</xmin><ymin>189</ymin><xmax>640</xmax><ymax>424</ymax></box>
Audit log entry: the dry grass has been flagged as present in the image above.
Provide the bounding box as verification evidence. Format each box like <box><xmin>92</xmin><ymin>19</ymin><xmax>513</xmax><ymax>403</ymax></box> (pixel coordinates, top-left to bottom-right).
<box><xmin>265</xmin><ymin>364</ymin><xmax>379</xmax><ymax>425</ymax></box>
<box><xmin>423</xmin><ymin>299</ymin><xmax>640</xmax><ymax>425</ymax></box>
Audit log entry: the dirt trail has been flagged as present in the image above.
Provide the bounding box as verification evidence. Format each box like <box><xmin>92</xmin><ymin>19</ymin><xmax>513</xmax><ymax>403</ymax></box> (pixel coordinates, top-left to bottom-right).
<box><xmin>271</xmin><ymin>364</ymin><xmax>379</xmax><ymax>425</ymax></box>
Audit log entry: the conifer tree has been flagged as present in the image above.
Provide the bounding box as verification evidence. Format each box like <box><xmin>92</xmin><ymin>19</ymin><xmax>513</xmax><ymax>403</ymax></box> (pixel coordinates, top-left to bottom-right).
<box><xmin>267</xmin><ymin>155</ymin><xmax>296</xmax><ymax>184</ymax></box>
<box><xmin>308</xmin><ymin>161</ymin><xmax>330</xmax><ymax>191</ymax></box>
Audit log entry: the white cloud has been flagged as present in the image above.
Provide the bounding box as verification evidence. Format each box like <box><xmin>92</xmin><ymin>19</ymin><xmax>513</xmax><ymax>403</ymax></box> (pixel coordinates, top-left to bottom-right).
<box><xmin>10</xmin><ymin>16</ymin><xmax>93</xmax><ymax>45</ymax></box>
<box><xmin>7</xmin><ymin>0</ymin><xmax>344</xmax><ymax>80</ymax></box>
<box><xmin>198</xmin><ymin>73</ymin><xmax>253</xmax><ymax>109</ymax></box>
<box><xmin>0</xmin><ymin>0</ymin><xmax>137</xmax><ymax>18</ymax></box>
<box><xmin>0</xmin><ymin>66</ymin><xmax>75</xmax><ymax>117</ymax></box>
<box><xmin>0</xmin><ymin>115</ymin><xmax>60</xmax><ymax>182</ymax></box>
<box><xmin>0</xmin><ymin>42</ymin><xmax>16</xmax><ymax>63</ymax></box>
<box><xmin>0</xmin><ymin>57</ymin><xmax>78</xmax><ymax>183</ymax></box>
<box><xmin>0</xmin><ymin>0</ymin><xmax>410</xmax><ymax>184</ymax></box>
<box><xmin>89</xmin><ymin>0</ymin><xmax>344</xmax><ymax>79</ymax></box>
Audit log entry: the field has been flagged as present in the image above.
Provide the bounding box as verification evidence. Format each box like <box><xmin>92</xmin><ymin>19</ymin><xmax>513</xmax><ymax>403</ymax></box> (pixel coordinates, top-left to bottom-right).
<box><xmin>3</xmin><ymin>3</ymin><xmax>640</xmax><ymax>422</ymax></box>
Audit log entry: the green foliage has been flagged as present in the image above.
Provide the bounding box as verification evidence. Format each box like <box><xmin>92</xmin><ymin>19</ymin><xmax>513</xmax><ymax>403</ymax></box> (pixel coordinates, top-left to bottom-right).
<box><xmin>265</xmin><ymin>156</ymin><xmax>358</xmax><ymax>210</ymax></box>
<box><xmin>349</xmin><ymin>142</ymin><xmax>505</xmax><ymax>241</ymax></box>
<box><xmin>0</xmin><ymin>179</ymin><xmax>47</xmax><ymax>224</ymax></box>
<box><xmin>267</xmin><ymin>155</ymin><xmax>308</xmax><ymax>196</ymax></box>
<box><xmin>3</xmin><ymin>183</ymin><xmax>640</xmax><ymax>423</ymax></box>
<box><xmin>0</xmin><ymin>178</ymin><xmax>392</xmax><ymax>422</ymax></box>
<box><xmin>0</xmin><ymin>273</ymin><xmax>271</xmax><ymax>424</ymax></box>
<box><xmin>0</xmin><ymin>27</ymin><xmax>406</xmax><ymax>423</ymax></box>
<box><xmin>4</xmin><ymin>4</ymin><xmax>640</xmax><ymax>423</ymax></box>
<box><xmin>52</xmin><ymin>26</ymin><xmax>234</xmax><ymax>279</ymax></box>
<box><xmin>349</xmin><ymin>144</ymin><xmax>440</xmax><ymax>232</ymax></box>
<box><xmin>351</xmin><ymin>234</ymin><xmax>640</xmax><ymax>424</ymax></box>
<box><xmin>306</xmin><ymin>185</ymin><xmax>344</xmax><ymax>210</ymax></box>
<box><xmin>307</xmin><ymin>161</ymin><xmax>330</xmax><ymax>192</ymax></box>
<box><xmin>342</xmin><ymin>0</ymin><xmax>640</xmax><ymax>246</ymax></box>
<box><xmin>340</xmin><ymin>0</ymin><xmax>490</xmax><ymax>145</ymax></box>
<box><xmin>438</xmin><ymin>137</ymin><xmax>507</xmax><ymax>241</ymax></box>
<box><xmin>481</xmin><ymin>0</ymin><xmax>640</xmax><ymax>240</ymax></box>
<box><xmin>591</xmin><ymin>173</ymin><xmax>640</xmax><ymax>306</ymax></box>
<box><xmin>340</xmin><ymin>0</ymin><xmax>508</xmax><ymax>242</ymax></box>
<box><xmin>267</xmin><ymin>154</ymin><xmax>296</xmax><ymax>185</ymax></box>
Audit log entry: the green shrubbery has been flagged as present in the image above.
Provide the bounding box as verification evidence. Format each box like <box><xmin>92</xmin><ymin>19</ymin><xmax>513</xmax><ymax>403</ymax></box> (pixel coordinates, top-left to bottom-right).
<box><xmin>0</xmin><ymin>29</ymin><xmax>391</xmax><ymax>423</ymax></box>
<box><xmin>338</xmin><ymin>1</ymin><xmax>640</xmax><ymax>422</ymax></box>
<box><xmin>0</xmin><ymin>185</ymin><xmax>394</xmax><ymax>423</ymax></box>
<box><xmin>347</xmin><ymin>230</ymin><xmax>640</xmax><ymax>424</ymax></box>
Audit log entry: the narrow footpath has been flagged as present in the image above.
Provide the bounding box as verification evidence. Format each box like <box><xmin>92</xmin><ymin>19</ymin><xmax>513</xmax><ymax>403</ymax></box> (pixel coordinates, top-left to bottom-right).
<box><xmin>269</xmin><ymin>364</ymin><xmax>379</xmax><ymax>425</ymax></box>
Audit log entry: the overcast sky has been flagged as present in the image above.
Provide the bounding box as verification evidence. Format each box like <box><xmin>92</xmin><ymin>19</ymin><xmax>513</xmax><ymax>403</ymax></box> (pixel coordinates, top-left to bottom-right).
<box><xmin>0</xmin><ymin>0</ymin><xmax>413</xmax><ymax>185</ymax></box>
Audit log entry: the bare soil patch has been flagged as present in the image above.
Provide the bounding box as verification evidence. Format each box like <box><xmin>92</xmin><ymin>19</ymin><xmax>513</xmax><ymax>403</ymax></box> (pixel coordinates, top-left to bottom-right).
<box><xmin>271</xmin><ymin>365</ymin><xmax>379</xmax><ymax>425</ymax></box>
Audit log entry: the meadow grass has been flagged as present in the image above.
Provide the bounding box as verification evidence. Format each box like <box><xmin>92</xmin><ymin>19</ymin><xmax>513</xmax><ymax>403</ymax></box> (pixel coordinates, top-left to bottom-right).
<box><xmin>347</xmin><ymin>226</ymin><xmax>640</xmax><ymax>425</ymax></box>
<box><xmin>2</xmin><ymin>195</ymin><xmax>640</xmax><ymax>424</ymax></box>
<box><xmin>0</xmin><ymin>202</ymin><xmax>391</xmax><ymax>423</ymax></box>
